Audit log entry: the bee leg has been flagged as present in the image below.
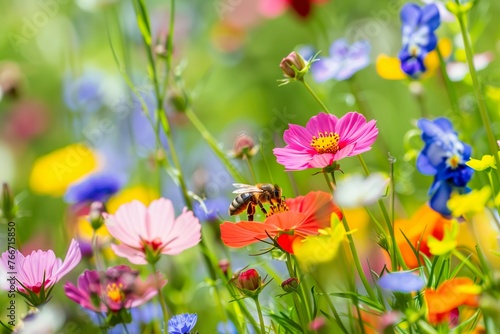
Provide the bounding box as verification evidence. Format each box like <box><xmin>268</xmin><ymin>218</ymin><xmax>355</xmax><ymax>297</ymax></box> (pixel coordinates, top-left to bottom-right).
<box><xmin>247</xmin><ymin>203</ymin><xmax>255</xmax><ymax>221</ymax></box>
<box><xmin>257</xmin><ymin>201</ymin><xmax>268</xmax><ymax>215</ymax></box>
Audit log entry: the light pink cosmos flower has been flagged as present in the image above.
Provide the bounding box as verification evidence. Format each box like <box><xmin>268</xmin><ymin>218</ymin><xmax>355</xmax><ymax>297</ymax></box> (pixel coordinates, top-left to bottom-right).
<box><xmin>0</xmin><ymin>239</ymin><xmax>81</xmax><ymax>305</ymax></box>
<box><xmin>273</xmin><ymin>112</ymin><xmax>378</xmax><ymax>171</ymax></box>
<box><xmin>104</xmin><ymin>198</ymin><xmax>201</xmax><ymax>265</ymax></box>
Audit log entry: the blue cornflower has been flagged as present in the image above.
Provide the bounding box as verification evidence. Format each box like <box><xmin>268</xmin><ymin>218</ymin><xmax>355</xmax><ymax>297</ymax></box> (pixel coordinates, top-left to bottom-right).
<box><xmin>193</xmin><ymin>197</ymin><xmax>228</xmax><ymax>222</ymax></box>
<box><xmin>63</xmin><ymin>69</ymin><xmax>105</xmax><ymax>114</ymax></box>
<box><xmin>378</xmin><ymin>271</ymin><xmax>425</xmax><ymax>293</ymax></box>
<box><xmin>416</xmin><ymin>118</ymin><xmax>474</xmax><ymax>216</ymax></box>
<box><xmin>168</xmin><ymin>313</ymin><xmax>197</xmax><ymax>334</ymax></box>
<box><xmin>64</xmin><ymin>172</ymin><xmax>125</xmax><ymax>204</ymax></box>
<box><xmin>398</xmin><ymin>3</ymin><xmax>440</xmax><ymax>77</ymax></box>
<box><xmin>302</xmin><ymin>39</ymin><xmax>370</xmax><ymax>82</ymax></box>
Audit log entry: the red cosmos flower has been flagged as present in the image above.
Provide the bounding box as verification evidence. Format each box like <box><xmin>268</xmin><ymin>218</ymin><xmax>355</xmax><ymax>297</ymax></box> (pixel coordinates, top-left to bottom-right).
<box><xmin>260</xmin><ymin>0</ymin><xmax>329</xmax><ymax>19</ymax></box>
<box><xmin>220</xmin><ymin>191</ymin><xmax>342</xmax><ymax>253</ymax></box>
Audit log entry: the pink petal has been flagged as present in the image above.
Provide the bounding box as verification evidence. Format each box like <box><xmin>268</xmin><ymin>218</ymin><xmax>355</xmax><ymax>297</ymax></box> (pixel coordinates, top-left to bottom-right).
<box><xmin>161</xmin><ymin>209</ymin><xmax>201</xmax><ymax>255</ymax></box>
<box><xmin>273</xmin><ymin>147</ymin><xmax>313</xmax><ymax>171</ymax></box>
<box><xmin>53</xmin><ymin>239</ymin><xmax>82</xmax><ymax>284</ymax></box>
<box><xmin>105</xmin><ymin>200</ymin><xmax>147</xmax><ymax>247</ymax></box>
<box><xmin>332</xmin><ymin>143</ymin><xmax>356</xmax><ymax>160</ymax></box>
<box><xmin>111</xmin><ymin>244</ymin><xmax>147</xmax><ymax>265</ymax></box>
<box><xmin>283</xmin><ymin>124</ymin><xmax>315</xmax><ymax>151</ymax></box>
<box><xmin>259</xmin><ymin>0</ymin><xmax>288</xmax><ymax>17</ymax></box>
<box><xmin>146</xmin><ymin>198</ymin><xmax>176</xmax><ymax>241</ymax></box>
<box><xmin>306</xmin><ymin>112</ymin><xmax>338</xmax><ymax>134</ymax></box>
<box><xmin>308</xmin><ymin>153</ymin><xmax>335</xmax><ymax>168</ymax></box>
<box><xmin>336</xmin><ymin>112</ymin><xmax>378</xmax><ymax>154</ymax></box>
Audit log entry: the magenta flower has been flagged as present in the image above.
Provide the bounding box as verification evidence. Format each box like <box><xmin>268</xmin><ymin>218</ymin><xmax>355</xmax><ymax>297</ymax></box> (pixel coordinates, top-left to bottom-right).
<box><xmin>273</xmin><ymin>112</ymin><xmax>378</xmax><ymax>171</ymax></box>
<box><xmin>104</xmin><ymin>198</ymin><xmax>202</xmax><ymax>265</ymax></box>
<box><xmin>64</xmin><ymin>265</ymin><xmax>165</xmax><ymax>313</ymax></box>
<box><xmin>0</xmin><ymin>239</ymin><xmax>81</xmax><ymax>306</ymax></box>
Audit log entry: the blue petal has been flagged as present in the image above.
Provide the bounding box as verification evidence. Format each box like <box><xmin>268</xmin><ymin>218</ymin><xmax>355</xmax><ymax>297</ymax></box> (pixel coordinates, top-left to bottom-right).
<box><xmin>416</xmin><ymin>152</ymin><xmax>437</xmax><ymax>175</ymax></box>
<box><xmin>429</xmin><ymin>181</ymin><xmax>452</xmax><ymax>216</ymax></box>
<box><xmin>421</xmin><ymin>32</ymin><xmax>438</xmax><ymax>52</ymax></box>
<box><xmin>329</xmin><ymin>38</ymin><xmax>350</xmax><ymax>60</ymax></box>
<box><xmin>64</xmin><ymin>172</ymin><xmax>124</xmax><ymax>204</ymax></box>
<box><xmin>421</xmin><ymin>4</ymin><xmax>441</xmax><ymax>31</ymax></box>
<box><xmin>400</xmin><ymin>3</ymin><xmax>422</xmax><ymax>29</ymax></box>
<box><xmin>432</xmin><ymin>117</ymin><xmax>454</xmax><ymax>133</ymax></box>
<box><xmin>378</xmin><ymin>271</ymin><xmax>425</xmax><ymax>293</ymax></box>
<box><xmin>168</xmin><ymin>313</ymin><xmax>198</xmax><ymax>334</ymax></box>
<box><xmin>400</xmin><ymin>53</ymin><xmax>426</xmax><ymax>77</ymax></box>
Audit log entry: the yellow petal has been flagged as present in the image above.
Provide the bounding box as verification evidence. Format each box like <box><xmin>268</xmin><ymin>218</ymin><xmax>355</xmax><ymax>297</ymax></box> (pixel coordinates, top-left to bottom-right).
<box><xmin>29</xmin><ymin>143</ymin><xmax>98</xmax><ymax>196</ymax></box>
<box><xmin>422</xmin><ymin>39</ymin><xmax>453</xmax><ymax>79</ymax></box>
<box><xmin>107</xmin><ymin>185</ymin><xmax>159</xmax><ymax>213</ymax></box>
<box><xmin>466</xmin><ymin>155</ymin><xmax>496</xmax><ymax>171</ymax></box>
<box><xmin>438</xmin><ymin>38</ymin><xmax>453</xmax><ymax>59</ymax></box>
<box><xmin>376</xmin><ymin>54</ymin><xmax>406</xmax><ymax>80</ymax></box>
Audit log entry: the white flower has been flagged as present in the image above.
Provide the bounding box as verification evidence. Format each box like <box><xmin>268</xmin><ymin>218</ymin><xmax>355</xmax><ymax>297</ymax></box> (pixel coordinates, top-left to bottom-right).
<box><xmin>333</xmin><ymin>173</ymin><xmax>390</xmax><ymax>208</ymax></box>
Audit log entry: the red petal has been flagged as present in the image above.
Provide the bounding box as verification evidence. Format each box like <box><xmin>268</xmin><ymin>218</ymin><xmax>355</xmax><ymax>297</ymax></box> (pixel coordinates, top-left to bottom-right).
<box><xmin>286</xmin><ymin>191</ymin><xmax>341</xmax><ymax>232</ymax></box>
<box><xmin>276</xmin><ymin>234</ymin><xmax>297</xmax><ymax>253</ymax></box>
<box><xmin>287</xmin><ymin>0</ymin><xmax>312</xmax><ymax>18</ymax></box>
<box><xmin>220</xmin><ymin>221</ymin><xmax>275</xmax><ymax>248</ymax></box>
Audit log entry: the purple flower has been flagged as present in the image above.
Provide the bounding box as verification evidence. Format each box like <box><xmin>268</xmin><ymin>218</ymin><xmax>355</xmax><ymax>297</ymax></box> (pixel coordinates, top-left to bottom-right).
<box><xmin>168</xmin><ymin>313</ymin><xmax>197</xmax><ymax>334</ymax></box>
<box><xmin>193</xmin><ymin>197</ymin><xmax>228</xmax><ymax>222</ymax></box>
<box><xmin>63</xmin><ymin>70</ymin><xmax>105</xmax><ymax>114</ymax></box>
<box><xmin>378</xmin><ymin>271</ymin><xmax>425</xmax><ymax>293</ymax></box>
<box><xmin>398</xmin><ymin>3</ymin><xmax>440</xmax><ymax>77</ymax></box>
<box><xmin>307</xmin><ymin>39</ymin><xmax>370</xmax><ymax>82</ymax></box>
<box><xmin>64</xmin><ymin>172</ymin><xmax>125</xmax><ymax>204</ymax></box>
<box><xmin>416</xmin><ymin>118</ymin><xmax>473</xmax><ymax>216</ymax></box>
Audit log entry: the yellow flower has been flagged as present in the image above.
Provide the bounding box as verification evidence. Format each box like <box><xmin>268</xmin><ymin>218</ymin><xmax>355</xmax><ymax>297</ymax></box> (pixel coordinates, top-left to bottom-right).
<box><xmin>77</xmin><ymin>216</ymin><xmax>110</xmax><ymax>242</ymax></box>
<box><xmin>293</xmin><ymin>214</ymin><xmax>347</xmax><ymax>272</ymax></box>
<box><xmin>376</xmin><ymin>38</ymin><xmax>452</xmax><ymax>80</ymax></box>
<box><xmin>447</xmin><ymin>186</ymin><xmax>491</xmax><ymax>217</ymax></box>
<box><xmin>428</xmin><ymin>220</ymin><xmax>459</xmax><ymax>256</ymax></box>
<box><xmin>466</xmin><ymin>155</ymin><xmax>496</xmax><ymax>171</ymax></box>
<box><xmin>107</xmin><ymin>185</ymin><xmax>159</xmax><ymax>213</ymax></box>
<box><xmin>29</xmin><ymin>143</ymin><xmax>98</xmax><ymax>196</ymax></box>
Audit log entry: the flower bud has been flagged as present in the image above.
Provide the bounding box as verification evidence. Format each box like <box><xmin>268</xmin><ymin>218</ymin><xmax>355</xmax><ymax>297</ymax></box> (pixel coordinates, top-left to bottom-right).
<box><xmin>232</xmin><ymin>132</ymin><xmax>259</xmax><ymax>160</ymax></box>
<box><xmin>1</xmin><ymin>183</ymin><xmax>16</xmax><ymax>221</ymax></box>
<box><xmin>231</xmin><ymin>268</ymin><xmax>270</xmax><ymax>299</ymax></box>
<box><xmin>281</xmin><ymin>277</ymin><xmax>299</xmax><ymax>293</ymax></box>
<box><xmin>280</xmin><ymin>52</ymin><xmax>306</xmax><ymax>79</ymax></box>
<box><xmin>238</xmin><ymin>269</ymin><xmax>260</xmax><ymax>291</ymax></box>
<box><xmin>169</xmin><ymin>89</ymin><xmax>188</xmax><ymax>113</ymax></box>
<box><xmin>0</xmin><ymin>62</ymin><xmax>22</xmax><ymax>99</ymax></box>
<box><xmin>219</xmin><ymin>259</ymin><xmax>230</xmax><ymax>276</ymax></box>
<box><xmin>89</xmin><ymin>201</ymin><xmax>105</xmax><ymax>230</ymax></box>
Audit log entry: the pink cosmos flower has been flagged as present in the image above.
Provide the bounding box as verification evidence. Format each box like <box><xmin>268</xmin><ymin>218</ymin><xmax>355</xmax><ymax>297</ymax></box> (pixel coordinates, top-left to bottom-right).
<box><xmin>0</xmin><ymin>239</ymin><xmax>81</xmax><ymax>305</ymax></box>
<box><xmin>273</xmin><ymin>112</ymin><xmax>378</xmax><ymax>171</ymax></box>
<box><xmin>104</xmin><ymin>198</ymin><xmax>201</xmax><ymax>265</ymax></box>
<box><xmin>64</xmin><ymin>265</ymin><xmax>165</xmax><ymax>312</ymax></box>
<box><xmin>259</xmin><ymin>0</ymin><xmax>328</xmax><ymax>19</ymax></box>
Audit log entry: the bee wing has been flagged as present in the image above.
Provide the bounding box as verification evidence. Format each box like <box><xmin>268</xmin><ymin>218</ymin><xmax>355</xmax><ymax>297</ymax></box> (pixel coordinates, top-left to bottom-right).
<box><xmin>232</xmin><ymin>183</ymin><xmax>263</xmax><ymax>194</ymax></box>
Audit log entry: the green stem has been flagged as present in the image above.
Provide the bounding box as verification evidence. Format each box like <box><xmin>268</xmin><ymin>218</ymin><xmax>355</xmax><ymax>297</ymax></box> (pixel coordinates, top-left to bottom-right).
<box><xmin>435</xmin><ymin>47</ymin><xmax>460</xmax><ymax>117</ymax></box>
<box><xmin>150</xmin><ymin>263</ymin><xmax>170</xmax><ymax>324</ymax></box>
<box><xmin>285</xmin><ymin>254</ymin><xmax>309</xmax><ymax>333</ymax></box>
<box><xmin>245</xmin><ymin>158</ymin><xmax>257</xmax><ymax>183</ymax></box>
<box><xmin>302</xmin><ymin>80</ymin><xmax>331</xmax><ymax>114</ymax></box>
<box><xmin>451</xmin><ymin>250</ymin><xmax>485</xmax><ymax>280</ymax></box>
<box><xmin>323</xmin><ymin>171</ymin><xmax>333</xmax><ymax>192</ymax></box>
<box><xmin>314</xmin><ymin>279</ymin><xmax>348</xmax><ymax>334</ymax></box>
<box><xmin>254</xmin><ymin>297</ymin><xmax>266</xmax><ymax>334</ymax></box>
<box><xmin>454</xmin><ymin>1</ymin><xmax>500</xmax><ymax>184</ymax></box>
<box><xmin>91</xmin><ymin>231</ymin><xmax>104</xmax><ymax>272</ymax></box>
<box><xmin>185</xmin><ymin>108</ymin><xmax>247</xmax><ymax>183</ymax></box>
<box><xmin>340</xmin><ymin>215</ymin><xmax>378</xmax><ymax>301</ymax></box>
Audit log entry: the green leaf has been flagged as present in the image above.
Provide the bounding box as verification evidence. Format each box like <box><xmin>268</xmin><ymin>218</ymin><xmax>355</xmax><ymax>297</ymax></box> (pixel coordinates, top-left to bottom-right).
<box><xmin>329</xmin><ymin>292</ymin><xmax>385</xmax><ymax>313</ymax></box>
<box><xmin>268</xmin><ymin>312</ymin><xmax>302</xmax><ymax>333</ymax></box>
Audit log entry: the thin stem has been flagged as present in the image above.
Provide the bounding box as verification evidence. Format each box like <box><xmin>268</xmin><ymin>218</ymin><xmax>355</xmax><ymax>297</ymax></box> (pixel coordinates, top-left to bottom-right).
<box><xmin>244</xmin><ymin>158</ymin><xmax>257</xmax><ymax>183</ymax></box>
<box><xmin>150</xmin><ymin>263</ymin><xmax>170</xmax><ymax>324</ymax></box>
<box><xmin>302</xmin><ymin>80</ymin><xmax>331</xmax><ymax>114</ymax></box>
<box><xmin>254</xmin><ymin>297</ymin><xmax>266</xmax><ymax>334</ymax></box>
<box><xmin>451</xmin><ymin>250</ymin><xmax>485</xmax><ymax>280</ymax></box>
<box><xmin>121</xmin><ymin>323</ymin><xmax>131</xmax><ymax>334</ymax></box>
<box><xmin>91</xmin><ymin>231</ymin><xmax>104</xmax><ymax>272</ymax></box>
<box><xmin>340</xmin><ymin>215</ymin><xmax>378</xmax><ymax>301</ymax></box>
<box><xmin>285</xmin><ymin>254</ymin><xmax>309</xmax><ymax>332</ymax></box>
<box><xmin>435</xmin><ymin>47</ymin><xmax>460</xmax><ymax>117</ymax></box>
<box><xmin>454</xmin><ymin>1</ymin><xmax>500</xmax><ymax>184</ymax></box>
<box><xmin>323</xmin><ymin>172</ymin><xmax>333</xmax><ymax>192</ymax></box>
<box><xmin>314</xmin><ymin>279</ymin><xmax>348</xmax><ymax>334</ymax></box>
<box><xmin>185</xmin><ymin>108</ymin><xmax>246</xmax><ymax>183</ymax></box>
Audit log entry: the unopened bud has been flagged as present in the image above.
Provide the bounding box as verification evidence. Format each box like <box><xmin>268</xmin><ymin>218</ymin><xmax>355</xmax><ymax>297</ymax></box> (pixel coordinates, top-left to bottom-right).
<box><xmin>238</xmin><ymin>268</ymin><xmax>260</xmax><ymax>291</ymax></box>
<box><xmin>280</xmin><ymin>52</ymin><xmax>306</xmax><ymax>79</ymax></box>
<box><xmin>281</xmin><ymin>277</ymin><xmax>299</xmax><ymax>293</ymax></box>
<box><xmin>232</xmin><ymin>133</ymin><xmax>259</xmax><ymax>159</ymax></box>
<box><xmin>0</xmin><ymin>62</ymin><xmax>22</xmax><ymax>99</ymax></box>
<box><xmin>1</xmin><ymin>183</ymin><xmax>16</xmax><ymax>221</ymax></box>
<box><xmin>169</xmin><ymin>89</ymin><xmax>188</xmax><ymax>113</ymax></box>
<box><xmin>89</xmin><ymin>201</ymin><xmax>105</xmax><ymax>230</ymax></box>
<box><xmin>219</xmin><ymin>259</ymin><xmax>230</xmax><ymax>276</ymax></box>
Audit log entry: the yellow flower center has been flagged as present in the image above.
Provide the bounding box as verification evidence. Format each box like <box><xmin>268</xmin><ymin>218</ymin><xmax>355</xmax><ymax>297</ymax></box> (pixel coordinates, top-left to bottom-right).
<box><xmin>266</xmin><ymin>202</ymin><xmax>289</xmax><ymax>218</ymax></box>
<box><xmin>106</xmin><ymin>283</ymin><xmax>124</xmax><ymax>303</ymax></box>
<box><xmin>310</xmin><ymin>132</ymin><xmax>340</xmax><ymax>154</ymax></box>
<box><xmin>447</xmin><ymin>155</ymin><xmax>460</xmax><ymax>169</ymax></box>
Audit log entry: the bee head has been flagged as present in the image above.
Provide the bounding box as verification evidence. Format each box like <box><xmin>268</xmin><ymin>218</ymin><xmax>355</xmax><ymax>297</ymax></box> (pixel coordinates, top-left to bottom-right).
<box><xmin>273</xmin><ymin>185</ymin><xmax>281</xmax><ymax>199</ymax></box>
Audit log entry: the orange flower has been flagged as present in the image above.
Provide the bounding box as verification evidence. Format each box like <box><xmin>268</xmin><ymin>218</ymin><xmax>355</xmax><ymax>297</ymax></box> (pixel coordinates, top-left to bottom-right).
<box><xmin>220</xmin><ymin>191</ymin><xmax>342</xmax><ymax>253</ymax></box>
<box><xmin>425</xmin><ymin>278</ymin><xmax>480</xmax><ymax>326</ymax></box>
<box><xmin>395</xmin><ymin>204</ymin><xmax>452</xmax><ymax>268</ymax></box>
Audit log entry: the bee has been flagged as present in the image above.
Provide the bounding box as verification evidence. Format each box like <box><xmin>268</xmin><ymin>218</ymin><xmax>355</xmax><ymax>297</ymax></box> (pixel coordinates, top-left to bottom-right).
<box><xmin>229</xmin><ymin>183</ymin><xmax>283</xmax><ymax>221</ymax></box>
